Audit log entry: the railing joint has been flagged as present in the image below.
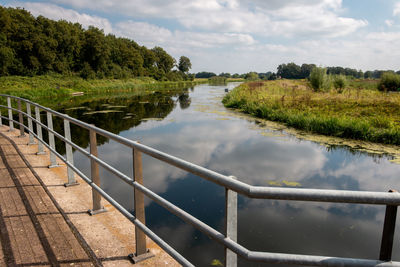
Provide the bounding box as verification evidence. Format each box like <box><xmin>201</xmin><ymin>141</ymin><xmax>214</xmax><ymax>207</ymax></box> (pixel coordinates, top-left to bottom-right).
<box><xmin>63</xmin><ymin>181</ymin><xmax>79</xmax><ymax>187</ymax></box>
<box><xmin>87</xmin><ymin>208</ymin><xmax>107</xmax><ymax>216</ymax></box>
<box><xmin>128</xmin><ymin>250</ymin><xmax>154</xmax><ymax>264</ymax></box>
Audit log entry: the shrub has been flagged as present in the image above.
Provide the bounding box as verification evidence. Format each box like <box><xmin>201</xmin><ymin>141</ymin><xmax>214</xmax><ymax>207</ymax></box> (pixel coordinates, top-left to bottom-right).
<box><xmin>378</xmin><ymin>72</ymin><xmax>400</xmax><ymax>92</ymax></box>
<box><xmin>80</xmin><ymin>62</ymin><xmax>96</xmax><ymax>79</ymax></box>
<box><xmin>309</xmin><ymin>67</ymin><xmax>331</xmax><ymax>91</ymax></box>
<box><xmin>333</xmin><ymin>75</ymin><xmax>347</xmax><ymax>93</ymax></box>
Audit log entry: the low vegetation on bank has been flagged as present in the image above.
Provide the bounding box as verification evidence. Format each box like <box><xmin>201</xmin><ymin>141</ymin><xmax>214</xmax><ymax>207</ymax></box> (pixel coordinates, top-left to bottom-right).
<box><xmin>223</xmin><ymin>77</ymin><xmax>400</xmax><ymax>145</ymax></box>
<box><xmin>0</xmin><ymin>74</ymin><xmax>204</xmax><ymax>101</ymax></box>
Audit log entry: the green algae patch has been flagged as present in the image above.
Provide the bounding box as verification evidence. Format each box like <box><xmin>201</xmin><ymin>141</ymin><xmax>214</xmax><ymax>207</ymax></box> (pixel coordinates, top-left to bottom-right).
<box><xmin>282</xmin><ymin>180</ymin><xmax>302</xmax><ymax>187</ymax></box>
<box><xmin>268</xmin><ymin>181</ymin><xmax>282</xmax><ymax>186</ymax></box>
<box><xmin>82</xmin><ymin>110</ymin><xmax>124</xmax><ymax>115</ymax></box>
<box><xmin>106</xmin><ymin>105</ymin><xmax>127</xmax><ymax>108</ymax></box>
<box><xmin>141</xmin><ymin>118</ymin><xmax>163</xmax><ymax>121</ymax></box>
<box><xmin>211</xmin><ymin>259</ymin><xmax>223</xmax><ymax>266</ymax></box>
<box><xmin>268</xmin><ymin>180</ymin><xmax>302</xmax><ymax>187</ymax></box>
<box><xmin>64</xmin><ymin>106</ymin><xmax>90</xmax><ymax>111</ymax></box>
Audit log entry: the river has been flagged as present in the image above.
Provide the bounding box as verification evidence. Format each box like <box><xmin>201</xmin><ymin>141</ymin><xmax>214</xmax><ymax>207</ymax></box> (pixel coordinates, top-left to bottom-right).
<box><xmin>54</xmin><ymin>82</ymin><xmax>400</xmax><ymax>266</ymax></box>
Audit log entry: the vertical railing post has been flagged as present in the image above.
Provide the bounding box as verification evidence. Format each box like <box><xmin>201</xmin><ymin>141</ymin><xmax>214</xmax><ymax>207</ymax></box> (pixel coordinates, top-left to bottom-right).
<box><xmin>0</xmin><ymin>110</ymin><xmax>2</xmax><ymax>127</ymax></box>
<box><xmin>379</xmin><ymin>190</ymin><xmax>398</xmax><ymax>261</ymax></box>
<box><xmin>46</xmin><ymin>112</ymin><xmax>58</xmax><ymax>168</ymax></box>
<box><xmin>63</xmin><ymin>118</ymin><xmax>78</xmax><ymax>187</ymax></box>
<box><xmin>26</xmin><ymin>103</ymin><xmax>35</xmax><ymax>145</ymax></box>
<box><xmin>129</xmin><ymin>146</ymin><xmax>154</xmax><ymax>263</ymax></box>
<box><xmin>18</xmin><ymin>99</ymin><xmax>25</xmax><ymax>137</ymax></box>
<box><xmin>225</xmin><ymin>176</ymin><xmax>238</xmax><ymax>267</ymax></box>
<box><xmin>88</xmin><ymin>128</ymin><xmax>106</xmax><ymax>215</ymax></box>
<box><xmin>35</xmin><ymin>106</ymin><xmax>45</xmax><ymax>155</ymax></box>
<box><xmin>7</xmin><ymin>97</ymin><xmax>13</xmax><ymax>131</ymax></box>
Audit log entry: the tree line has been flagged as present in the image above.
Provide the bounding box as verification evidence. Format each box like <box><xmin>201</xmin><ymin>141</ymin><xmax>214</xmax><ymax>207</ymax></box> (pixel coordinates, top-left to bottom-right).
<box><xmin>196</xmin><ymin>63</ymin><xmax>400</xmax><ymax>81</ymax></box>
<box><xmin>0</xmin><ymin>6</ymin><xmax>192</xmax><ymax>80</ymax></box>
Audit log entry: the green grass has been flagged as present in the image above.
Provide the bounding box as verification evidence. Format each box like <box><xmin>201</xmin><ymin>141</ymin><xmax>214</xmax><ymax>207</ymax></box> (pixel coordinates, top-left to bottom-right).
<box><xmin>223</xmin><ymin>79</ymin><xmax>400</xmax><ymax>145</ymax></box>
<box><xmin>0</xmin><ymin>74</ymin><xmax>205</xmax><ymax>101</ymax></box>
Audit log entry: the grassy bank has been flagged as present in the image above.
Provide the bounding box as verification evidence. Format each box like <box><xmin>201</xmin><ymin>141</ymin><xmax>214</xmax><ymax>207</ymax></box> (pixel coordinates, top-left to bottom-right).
<box><xmin>223</xmin><ymin>79</ymin><xmax>400</xmax><ymax>145</ymax></box>
<box><xmin>0</xmin><ymin>74</ymin><xmax>206</xmax><ymax>101</ymax></box>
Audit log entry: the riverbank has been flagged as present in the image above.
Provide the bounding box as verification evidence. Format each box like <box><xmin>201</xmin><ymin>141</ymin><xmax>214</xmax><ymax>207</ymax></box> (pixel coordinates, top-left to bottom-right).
<box><xmin>222</xmin><ymin>79</ymin><xmax>400</xmax><ymax>145</ymax></box>
<box><xmin>0</xmin><ymin>74</ymin><xmax>206</xmax><ymax>101</ymax></box>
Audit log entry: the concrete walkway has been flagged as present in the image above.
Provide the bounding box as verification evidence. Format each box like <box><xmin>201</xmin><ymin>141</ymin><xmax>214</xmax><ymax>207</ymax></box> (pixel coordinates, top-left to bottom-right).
<box><xmin>0</xmin><ymin>127</ymin><xmax>179</xmax><ymax>267</ymax></box>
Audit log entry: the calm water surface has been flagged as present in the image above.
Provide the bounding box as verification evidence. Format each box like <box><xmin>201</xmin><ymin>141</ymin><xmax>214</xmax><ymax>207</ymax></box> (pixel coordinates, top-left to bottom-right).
<box><xmin>55</xmin><ymin>83</ymin><xmax>400</xmax><ymax>266</ymax></box>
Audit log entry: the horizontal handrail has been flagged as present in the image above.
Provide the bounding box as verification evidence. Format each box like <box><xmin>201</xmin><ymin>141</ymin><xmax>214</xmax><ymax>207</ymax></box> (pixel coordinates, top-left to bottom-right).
<box><xmin>2</xmin><ymin>116</ymin><xmax>193</xmax><ymax>266</ymax></box>
<box><xmin>1</xmin><ymin>94</ymin><xmax>400</xmax><ymax>267</ymax></box>
<box><xmin>1</xmin><ymin>95</ymin><xmax>400</xmax><ymax>205</ymax></box>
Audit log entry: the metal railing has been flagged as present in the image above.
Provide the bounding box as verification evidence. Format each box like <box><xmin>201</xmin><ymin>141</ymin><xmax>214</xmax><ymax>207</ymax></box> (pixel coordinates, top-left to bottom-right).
<box><xmin>0</xmin><ymin>94</ymin><xmax>399</xmax><ymax>267</ymax></box>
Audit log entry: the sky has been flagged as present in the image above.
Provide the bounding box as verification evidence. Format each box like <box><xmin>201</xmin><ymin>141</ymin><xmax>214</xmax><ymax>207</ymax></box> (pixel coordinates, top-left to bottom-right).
<box><xmin>2</xmin><ymin>0</ymin><xmax>400</xmax><ymax>74</ymax></box>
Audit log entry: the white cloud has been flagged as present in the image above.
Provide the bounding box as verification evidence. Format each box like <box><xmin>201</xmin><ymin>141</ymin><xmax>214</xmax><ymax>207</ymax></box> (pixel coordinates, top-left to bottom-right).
<box><xmin>394</xmin><ymin>2</ymin><xmax>400</xmax><ymax>16</ymax></box>
<box><xmin>8</xmin><ymin>2</ymin><xmax>113</xmax><ymax>33</ymax></box>
<box><xmin>114</xmin><ymin>21</ymin><xmax>255</xmax><ymax>50</ymax></box>
<box><xmin>47</xmin><ymin>0</ymin><xmax>366</xmax><ymax>38</ymax></box>
<box><xmin>385</xmin><ymin>19</ymin><xmax>395</xmax><ymax>27</ymax></box>
<box><xmin>114</xmin><ymin>21</ymin><xmax>172</xmax><ymax>47</ymax></box>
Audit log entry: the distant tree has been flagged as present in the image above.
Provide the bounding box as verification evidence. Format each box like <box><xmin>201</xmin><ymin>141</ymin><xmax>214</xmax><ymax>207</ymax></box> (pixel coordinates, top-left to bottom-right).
<box><xmin>372</xmin><ymin>70</ymin><xmax>385</xmax><ymax>79</ymax></box>
<box><xmin>178</xmin><ymin>56</ymin><xmax>191</xmax><ymax>73</ymax></box>
<box><xmin>364</xmin><ymin>71</ymin><xmax>373</xmax><ymax>79</ymax></box>
<box><xmin>152</xmin><ymin>46</ymin><xmax>175</xmax><ymax>74</ymax></box>
<box><xmin>258</xmin><ymin>72</ymin><xmax>273</xmax><ymax>80</ymax></box>
<box><xmin>219</xmin><ymin>72</ymin><xmax>231</xmax><ymax>78</ymax></box>
<box><xmin>300</xmin><ymin>64</ymin><xmax>316</xmax><ymax>78</ymax></box>
<box><xmin>245</xmin><ymin>71</ymin><xmax>259</xmax><ymax>80</ymax></box>
<box><xmin>378</xmin><ymin>72</ymin><xmax>400</xmax><ymax>92</ymax></box>
<box><xmin>195</xmin><ymin>71</ymin><xmax>216</xmax><ymax>78</ymax></box>
<box><xmin>327</xmin><ymin>66</ymin><xmax>345</xmax><ymax>75</ymax></box>
<box><xmin>268</xmin><ymin>73</ymin><xmax>277</xmax><ymax>80</ymax></box>
<box><xmin>309</xmin><ymin>67</ymin><xmax>331</xmax><ymax>91</ymax></box>
<box><xmin>333</xmin><ymin>75</ymin><xmax>347</xmax><ymax>93</ymax></box>
<box><xmin>232</xmin><ymin>73</ymin><xmax>240</xmax><ymax>78</ymax></box>
<box><xmin>277</xmin><ymin>63</ymin><xmax>302</xmax><ymax>79</ymax></box>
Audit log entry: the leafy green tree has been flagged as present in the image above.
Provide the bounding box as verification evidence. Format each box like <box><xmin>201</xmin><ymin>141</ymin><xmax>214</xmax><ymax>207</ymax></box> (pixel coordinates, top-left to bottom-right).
<box><xmin>218</xmin><ymin>72</ymin><xmax>231</xmax><ymax>78</ymax></box>
<box><xmin>300</xmin><ymin>64</ymin><xmax>316</xmax><ymax>78</ymax></box>
<box><xmin>244</xmin><ymin>72</ymin><xmax>259</xmax><ymax>80</ymax></box>
<box><xmin>0</xmin><ymin>46</ymin><xmax>14</xmax><ymax>75</ymax></box>
<box><xmin>81</xmin><ymin>26</ymin><xmax>110</xmax><ymax>75</ymax></box>
<box><xmin>277</xmin><ymin>63</ymin><xmax>301</xmax><ymax>79</ymax></box>
<box><xmin>178</xmin><ymin>56</ymin><xmax>191</xmax><ymax>73</ymax></box>
<box><xmin>0</xmin><ymin>6</ymin><xmax>185</xmax><ymax>81</ymax></box>
<box><xmin>195</xmin><ymin>72</ymin><xmax>216</xmax><ymax>78</ymax></box>
<box><xmin>378</xmin><ymin>72</ymin><xmax>400</xmax><ymax>92</ymax></box>
<box><xmin>309</xmin><ymin>67</ymin><xmax>331</xmax><ymax>91</ymax></box>
<box><xmin>333</xmin><ymin>75</ymin><xmax>347</xmax><ymax>93</ymax></box>
<box><xmin>364</xmin><ymin>71</ymin><xmax>373</xmax><ymax>79</ymax></box>
<box><xmin>152</xmin><ymin>46</ymin><xmax>175</xmax><ymax>74</ymax></box>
